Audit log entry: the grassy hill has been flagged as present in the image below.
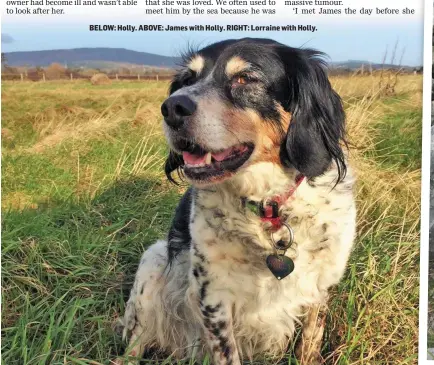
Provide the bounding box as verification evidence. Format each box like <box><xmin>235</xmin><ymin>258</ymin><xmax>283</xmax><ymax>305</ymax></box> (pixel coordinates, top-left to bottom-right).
<box><xmin>3</xmin><ymin>48</ymin><xmax>419</xmax><ymax>72</ymax></box>
<box><xmin>4</xmin><ymin>48</ymin><xmax>180</xmax><ymax>68</ymax></box>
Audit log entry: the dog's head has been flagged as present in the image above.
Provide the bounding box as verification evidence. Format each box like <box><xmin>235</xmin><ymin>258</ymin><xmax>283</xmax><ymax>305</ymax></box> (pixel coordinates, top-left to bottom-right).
<box><xmin>162</xmin><ymin>38</ymin><xmax>346</xmax><ymax>187</ymax></box>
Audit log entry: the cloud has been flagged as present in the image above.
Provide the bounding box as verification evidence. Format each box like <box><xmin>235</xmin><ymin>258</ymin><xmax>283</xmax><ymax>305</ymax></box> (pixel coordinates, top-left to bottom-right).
<box><xmin>2</xmin><ymin>34</ymin><xmax>14</xmax><ymax>44</ymax></box>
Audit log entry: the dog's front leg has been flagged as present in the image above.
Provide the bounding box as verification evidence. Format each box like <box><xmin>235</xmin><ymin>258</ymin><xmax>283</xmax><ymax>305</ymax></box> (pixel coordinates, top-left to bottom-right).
<box><xmin>190</xmin><ymin>258</ymin><xmax>240</xmax><ymax>365</ymax></box>
<box><xmin>296</xmin><ymin>303</ymin><xmax>326</xmax><ymax>365</ymax></box>
<box><xmin>199</xmin><ymin>288</ymin><xmax>240</xmax><ymax>365</ymax></box>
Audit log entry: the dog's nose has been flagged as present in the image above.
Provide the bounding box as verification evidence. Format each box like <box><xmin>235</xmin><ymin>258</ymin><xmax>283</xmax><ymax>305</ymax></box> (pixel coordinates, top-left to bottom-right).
<box><xmin>161</xmin><ymin>95</ymin><xmax>197</xmax><ymax>129</ymax></box>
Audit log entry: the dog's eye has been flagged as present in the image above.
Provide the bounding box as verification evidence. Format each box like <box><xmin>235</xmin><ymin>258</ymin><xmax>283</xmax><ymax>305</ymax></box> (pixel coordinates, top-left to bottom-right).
<box><xmin>231</xmin><ymin>74</ymin><xmax>255</xmax><ymax>88</ymax></box>
<box><xmin>235</xmin><ymin>76</ymin><xmax>247</xmax><ymax>85</ymax></box>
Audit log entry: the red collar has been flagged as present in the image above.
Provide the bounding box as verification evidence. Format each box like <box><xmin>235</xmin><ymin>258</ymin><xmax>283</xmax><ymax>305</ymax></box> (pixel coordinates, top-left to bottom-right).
<box><xmin>243</xmin><ymin>174</ymin><xmax>305</xmax><ymax>231</ymax></box>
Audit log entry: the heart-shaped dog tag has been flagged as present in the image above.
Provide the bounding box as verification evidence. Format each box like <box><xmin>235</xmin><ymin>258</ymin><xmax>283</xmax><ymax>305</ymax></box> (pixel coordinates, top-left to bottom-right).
<box><xmin>266</xmin><ymin>254</ymin><xmax>294</xmax><ymax>280</ymax></box>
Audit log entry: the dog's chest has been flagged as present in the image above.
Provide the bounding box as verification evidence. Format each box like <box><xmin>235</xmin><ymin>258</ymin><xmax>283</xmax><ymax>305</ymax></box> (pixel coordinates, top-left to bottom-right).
<box><xmin>188</xmin><ymin>184</ymin><xmax>355</xmax><ymax>309</ymax></box>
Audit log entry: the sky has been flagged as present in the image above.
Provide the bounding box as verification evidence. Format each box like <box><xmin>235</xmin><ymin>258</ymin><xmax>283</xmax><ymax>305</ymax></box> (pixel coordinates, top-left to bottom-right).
<box><xmin>1</xmin><ymin>0</ymin><xmax>425</xmax><ymax>66</ymax></box>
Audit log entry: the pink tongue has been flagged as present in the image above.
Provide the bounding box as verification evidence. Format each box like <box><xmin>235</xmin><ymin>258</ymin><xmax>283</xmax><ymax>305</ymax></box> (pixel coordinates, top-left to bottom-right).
<box><xmin>183</xmin><ymin>151</ymin><xmax>207</xmax><ymax>165</ymax></box>
<box><xmin>212</xmin><ymin>145</ymin><xmax>246</xmax><ymax>162</ymax></box>
<box><xmin>182</xmin><ymin>145</ymin><xmax>248</xmax><ymax>165</ymax></box>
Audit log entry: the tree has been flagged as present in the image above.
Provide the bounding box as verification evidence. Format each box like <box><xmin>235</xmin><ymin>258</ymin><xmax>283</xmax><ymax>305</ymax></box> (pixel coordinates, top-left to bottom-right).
<box><xmin>45</xmin><ymin>63</ymin><xmax>67</xmax><ymax>80</ymax></box>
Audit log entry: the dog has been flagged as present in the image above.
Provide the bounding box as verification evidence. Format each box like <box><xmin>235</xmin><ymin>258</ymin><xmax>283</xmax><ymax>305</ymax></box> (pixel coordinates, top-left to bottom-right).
<box><xmin>117</xmin><ymin>38</ymin><xmax>356</xmax><ymax>365</ymax></box>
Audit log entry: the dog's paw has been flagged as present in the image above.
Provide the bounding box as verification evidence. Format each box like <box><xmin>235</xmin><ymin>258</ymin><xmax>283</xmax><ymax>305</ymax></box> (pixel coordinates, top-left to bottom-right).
<box><xmin>118</xmin><ymin>299</ymin><xmax>137</xmax><ymax>341</ymax></box>
<box><xmin>112</xmin><ymin>316</ymin><xmax>125</xmax><ymax>338</ymax></box>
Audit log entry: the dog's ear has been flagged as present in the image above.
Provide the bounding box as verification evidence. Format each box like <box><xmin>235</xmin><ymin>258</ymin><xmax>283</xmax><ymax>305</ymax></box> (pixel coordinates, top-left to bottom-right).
<box><xmin>165</xmin><ymin>150</ymin><xmax>184</xmax><ymax>184</ymax></box>
<box><xmin>278</xmin><ymin>47</ymin><xmax>347</xmax><ymax>182</ymax></box>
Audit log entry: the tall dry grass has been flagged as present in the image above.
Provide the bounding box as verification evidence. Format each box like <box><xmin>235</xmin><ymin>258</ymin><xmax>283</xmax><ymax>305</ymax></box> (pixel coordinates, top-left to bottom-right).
<box><xmin>326</xmin><ymin>75</ymin><xmax>421</xmax><ymax>364</ymax></box>
<box><xmin>1</xmin><ymin>75</ymin><xmax>422</xmax><ymax>364</ymax></box>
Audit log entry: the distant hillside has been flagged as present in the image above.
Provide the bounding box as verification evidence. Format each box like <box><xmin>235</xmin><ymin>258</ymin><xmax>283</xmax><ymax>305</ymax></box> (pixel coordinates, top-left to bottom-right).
<box><xmin>331</xmin><ymin>60</ymin><xmax>416</xmax><ymax>71</ymax></box>
<box><xmin>2</xmin><ymin>48</ymin><xmax>419</xmax><ymax>71</ymax></box>
<box><xmin>3</xmin><ymin>48</ymin><xmax>180</xmax><ymax>68</ymax></box>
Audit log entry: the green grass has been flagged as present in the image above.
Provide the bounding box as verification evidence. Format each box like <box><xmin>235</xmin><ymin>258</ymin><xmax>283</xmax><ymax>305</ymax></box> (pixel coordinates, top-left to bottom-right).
<box><xmin>2</xmin><ymin>179</ymin><xmax>178</xmax><ymax>364</ymax></box>
<box><xmin>368</xmin><ymin>109</ymin><xmax>422</xmax><ymax>171</ymax></box>
<box><xmin>1</xmin><ymin>77</ymin><xmax>422</xmax><ymax>364</ymax></box>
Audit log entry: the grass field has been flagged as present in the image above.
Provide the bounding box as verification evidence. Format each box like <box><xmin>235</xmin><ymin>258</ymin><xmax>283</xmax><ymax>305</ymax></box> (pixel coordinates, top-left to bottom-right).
<box><xmin>1</xmin><ymin>75</ymin><xmax>422</xmax><ymax>364</ymax></box>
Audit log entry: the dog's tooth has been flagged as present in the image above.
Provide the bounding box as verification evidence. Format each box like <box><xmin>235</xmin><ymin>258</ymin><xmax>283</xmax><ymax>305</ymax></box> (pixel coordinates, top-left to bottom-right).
<box><xmin>205</xmin><ymin>152</ymin><xmax>212</xmax><ymax>165</ymax></box>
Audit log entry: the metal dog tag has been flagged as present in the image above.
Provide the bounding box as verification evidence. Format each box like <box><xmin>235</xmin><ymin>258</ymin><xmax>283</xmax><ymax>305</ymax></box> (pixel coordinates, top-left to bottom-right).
<box><xmin>266</xmin><ymin>254</ymin><xmax>294</xmax><ymax>280</ymax></box>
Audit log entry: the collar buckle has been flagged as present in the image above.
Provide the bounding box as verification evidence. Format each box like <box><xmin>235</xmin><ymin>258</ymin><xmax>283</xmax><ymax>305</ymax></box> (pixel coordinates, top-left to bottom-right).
<box><xmin>259</xmin><ymin>200</ymin><xmax>279</xmax><ymax>219</ymax></box>
<box><xmin>241</xmin><ymin>174</ymin><xmax>305</xmax><ymax>221</ymax></box>
<box><xmin>242</xmin><ymin>199</ymin><xmax>279</xmax><ymax>219</ymax></box>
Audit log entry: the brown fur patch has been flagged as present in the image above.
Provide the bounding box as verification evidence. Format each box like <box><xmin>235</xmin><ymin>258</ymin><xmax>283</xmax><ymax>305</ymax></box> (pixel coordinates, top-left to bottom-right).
<box><xmin>225</xmin><ymin>56</ymin><xmax>250</xmax><ymax>78</ymax></box>
<box><xmin>188</xmin><ymin>55</ymin><xmax>205</xmax><ymax>75</ymax></box>
<box><xmin>222</xmin><ymin>105</ymin><xmax>291</xmax><ymax>165</ymax></box>
<box><xmin>193</xmin><ymin>92</ymin><xmax>292</xmax><ymax>172</ymax></box>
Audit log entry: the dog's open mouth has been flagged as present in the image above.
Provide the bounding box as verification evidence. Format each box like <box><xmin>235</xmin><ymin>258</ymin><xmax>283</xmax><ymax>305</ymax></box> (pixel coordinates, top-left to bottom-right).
<box><xmin>180</xmin><ymin>142</ymin><xmax>254</xmax><ymax>183</ymax></box>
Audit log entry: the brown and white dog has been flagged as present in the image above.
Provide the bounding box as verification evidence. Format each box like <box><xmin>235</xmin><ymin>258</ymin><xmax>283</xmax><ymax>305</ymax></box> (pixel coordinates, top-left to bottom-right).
<box><xmin>118</xmin><ymin>38</ymin><xmax>356</xmax><ymax>365</ymax></box>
